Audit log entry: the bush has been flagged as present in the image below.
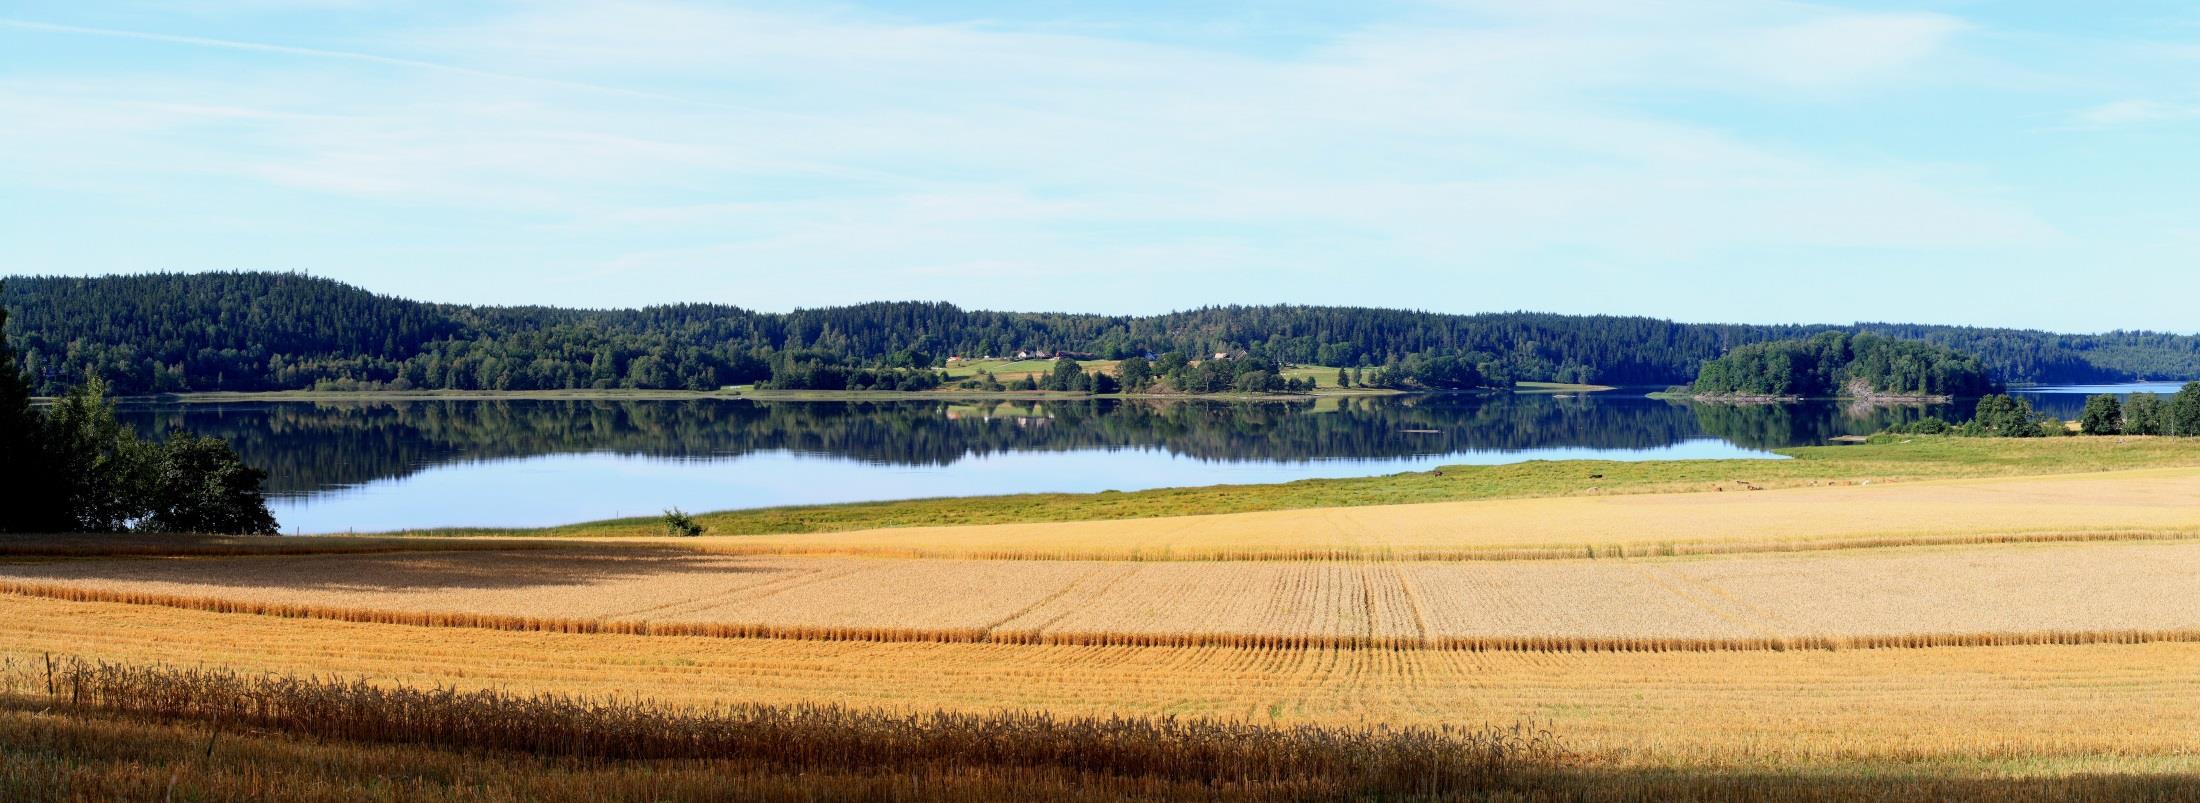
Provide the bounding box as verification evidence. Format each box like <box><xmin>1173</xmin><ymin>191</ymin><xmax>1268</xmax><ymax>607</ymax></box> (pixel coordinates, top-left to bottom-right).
<box><xmin>662</xmin><ymin>508</ymin><xmax>705</xmax><ymax>537</ymax></box>
<box><xmin>2079</xmin><ymin>394</ymin><xmax>2123</xmax><ymax>435</ymax></box>
<box><xmin>1965</xmin><ymin>394</ymin><xmax>2044</xmax><ymax>438</ymax></box>
<box><xmin>142</xmin><ymin>434</ymin><xmax>279</xmax><ymax>535</ymax></box>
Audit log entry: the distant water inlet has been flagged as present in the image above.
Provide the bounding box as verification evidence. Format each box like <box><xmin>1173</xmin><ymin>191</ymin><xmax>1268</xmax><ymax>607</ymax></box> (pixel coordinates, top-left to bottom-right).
<box><xmin>112</xmin><ymin>384</ymin><xmax>2173</xmax><ymax>532</ymax></box>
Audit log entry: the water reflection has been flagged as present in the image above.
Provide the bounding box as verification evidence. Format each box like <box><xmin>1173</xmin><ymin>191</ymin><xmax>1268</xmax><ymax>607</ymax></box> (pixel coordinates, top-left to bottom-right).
<box><xmin>108</xmin><ymin>385</ymin><xmax>2173</xmax><ymax>531</ymax></box>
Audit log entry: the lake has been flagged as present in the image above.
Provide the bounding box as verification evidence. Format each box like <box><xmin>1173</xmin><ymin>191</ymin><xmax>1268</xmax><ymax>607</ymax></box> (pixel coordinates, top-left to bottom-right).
<box><xmin>115</xmin><ymin>383</ymin><xmax>2187</xmax><ymax>532</ymax></box>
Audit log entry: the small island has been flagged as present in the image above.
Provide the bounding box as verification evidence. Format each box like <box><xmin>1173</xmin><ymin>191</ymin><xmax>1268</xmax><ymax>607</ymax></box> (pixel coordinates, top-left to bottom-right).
<box><xmin>1681</xmin><ymin>332</ymin><xmax>1996</xmax><ymax>403</ymax></box>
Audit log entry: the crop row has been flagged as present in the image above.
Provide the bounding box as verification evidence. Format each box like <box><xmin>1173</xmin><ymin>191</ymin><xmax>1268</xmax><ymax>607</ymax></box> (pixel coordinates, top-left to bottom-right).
<box><xmin>8</xmin><ymin>580</ymin><xmax>2200</xmax><ymax>654</ymax></box>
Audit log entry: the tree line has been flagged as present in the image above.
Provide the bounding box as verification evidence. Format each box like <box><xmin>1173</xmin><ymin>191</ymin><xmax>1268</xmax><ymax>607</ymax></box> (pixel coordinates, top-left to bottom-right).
<box><xmin>0</xmin><ymin>289</ymin><xmax>278</xmax><ymax>534</ymax></box>
<box><xmin>6</xmin><ymin>272</ymin><xmax>2198</xmax><ymax>396</ymax></box>
<box><xmin>1887</xmin><ymin>383</ymin><xmax>2200</xmax><ymax>438</ymax></box>
<box><xmin>1688</xmin><ymin>332</ymin><xmax>1998</xmax><ymax>398</ymax></box>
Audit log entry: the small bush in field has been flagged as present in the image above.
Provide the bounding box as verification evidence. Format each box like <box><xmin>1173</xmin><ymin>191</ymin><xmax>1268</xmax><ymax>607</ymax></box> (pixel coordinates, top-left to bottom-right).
<box><xmin>662</xmin><ymin>508</ymin><xmax>704</xmax><ymax>537</ymax></box>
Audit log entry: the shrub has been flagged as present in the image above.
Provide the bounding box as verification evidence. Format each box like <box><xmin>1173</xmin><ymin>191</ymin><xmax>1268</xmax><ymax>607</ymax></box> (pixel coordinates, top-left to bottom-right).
<box><xmin>1965</xmin><ymin>394</ymin><xmax>2044</xmax><ymax>438</ymax></box>
<box><xmin>661</xmin><ymin>508</ymin><xmax>705</xmax><ymax>537</ymax></box>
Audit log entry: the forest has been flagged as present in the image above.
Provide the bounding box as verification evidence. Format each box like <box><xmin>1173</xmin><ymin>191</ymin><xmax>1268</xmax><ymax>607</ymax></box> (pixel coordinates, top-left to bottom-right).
<box><xmin>5</xmin><ymin>272</ymin><xmax>2197</xmax><ymax>395</ymax></box>
<box><xmin>1689</xmin><ymin>333</ymin><xmax>1999</xmax><ymax>399</ymax></box>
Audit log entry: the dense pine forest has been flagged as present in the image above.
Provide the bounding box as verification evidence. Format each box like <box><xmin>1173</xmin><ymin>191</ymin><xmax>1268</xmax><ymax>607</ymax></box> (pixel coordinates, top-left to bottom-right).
<box><xmin>5</xmin><ymin>272</ymin><xmax>2197</xmax><ymax>395</ymax></box>
<box><xmin>1689</xmin><ymin>333</ymin><xmax>1999</xmax><ymax>399</ymax></box>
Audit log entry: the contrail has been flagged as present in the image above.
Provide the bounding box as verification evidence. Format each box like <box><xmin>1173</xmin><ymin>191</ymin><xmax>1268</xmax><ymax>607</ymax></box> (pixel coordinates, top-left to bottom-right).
<box><xmin>0</xmin><ymin>16</ymin><xmax>787</xmax><ymax>115</ymax></box>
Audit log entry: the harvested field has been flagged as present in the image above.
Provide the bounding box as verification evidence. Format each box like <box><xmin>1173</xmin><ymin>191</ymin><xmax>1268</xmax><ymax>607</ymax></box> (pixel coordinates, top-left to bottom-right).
<box><xmin>10</xmin><ymin>540</ymin><xmax>2200</xmax><ymax>650</ymax></box>
<box><xmin>6</xmin><ymin>594</ymin><xmax>2200</xmax><ymax>775</ymax></box>
<box><xmin>608</xmin><ymin>467</ymin><xmax>2200</xmax><ymax>560</ymax></box>
<box><xmin>0</xmin><ymin>532</ymin><xmax>550</xmax><ymax>559</ymax></box>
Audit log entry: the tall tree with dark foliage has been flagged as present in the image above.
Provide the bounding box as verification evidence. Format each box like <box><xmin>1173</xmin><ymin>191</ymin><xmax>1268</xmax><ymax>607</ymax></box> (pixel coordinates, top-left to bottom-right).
<box><xmin>0</xmin><ymin>289</ymin><xmax>277</xmax><ymax>535</ymax></box>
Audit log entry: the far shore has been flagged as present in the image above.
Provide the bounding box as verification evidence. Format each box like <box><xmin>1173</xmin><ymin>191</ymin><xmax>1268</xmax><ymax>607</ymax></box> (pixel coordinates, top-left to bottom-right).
<box><xmin>87</xmin><ymin>386</ymin><xmax>1419</xmax><ymax>404</ymax></box>
<box><xmin>1680</xmin><ymin>392</ymin><xmax>1955</xmax><ymax>404</ymax></box>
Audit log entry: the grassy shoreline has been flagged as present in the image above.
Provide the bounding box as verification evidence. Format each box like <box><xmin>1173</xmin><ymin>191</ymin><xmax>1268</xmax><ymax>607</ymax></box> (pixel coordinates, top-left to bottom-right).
<box><xmin>398</xmin><ymin>436</ymin><xmax>2200</xmax><ymax>540</ymax></box>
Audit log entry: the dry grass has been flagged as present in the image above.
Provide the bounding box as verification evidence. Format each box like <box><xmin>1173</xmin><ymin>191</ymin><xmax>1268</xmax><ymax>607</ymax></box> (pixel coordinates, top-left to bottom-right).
<box><xmin>583</xmin><ymin>467</ymin><xmax>2200</xmax><ymax>561</ymax></box>
<box><xmin>10</xmin><ymin>541</ymin><xmax>2200</xmax><ymax>652</ymax></box>
<box><xmin>6</xmin><ymin>595</ymin><xmax>2200</xmax><ymax>778</ymax></box>
<box><xmin>7</xmin><ymin>703</ymin><xmax>2192</xmax><ymax>802</ymax></box>
<box><xmin>5</xmin><ymin>656</ymin><xmax>1555</xmax><ymax>802</ymax></box>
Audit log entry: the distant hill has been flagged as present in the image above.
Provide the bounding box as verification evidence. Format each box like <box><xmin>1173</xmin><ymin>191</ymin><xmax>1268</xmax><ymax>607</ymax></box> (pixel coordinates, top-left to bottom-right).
<box><xmin>4</xmin><ymin>272</ymin><xmax>2197</xmax><ymax>395</ymax></box>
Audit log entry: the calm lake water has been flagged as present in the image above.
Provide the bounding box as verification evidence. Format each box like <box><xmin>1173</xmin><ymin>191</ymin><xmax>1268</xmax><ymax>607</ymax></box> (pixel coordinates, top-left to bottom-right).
<box><xmin>114</xmin><ymin>383</ymin><xmax>2187</xmax><ymax>532</ymax></box>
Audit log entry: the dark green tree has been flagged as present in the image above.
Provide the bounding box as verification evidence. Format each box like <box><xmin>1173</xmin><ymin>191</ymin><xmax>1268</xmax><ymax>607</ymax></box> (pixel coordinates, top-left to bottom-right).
<box><xmin>2078</xmin><ymin>394</ymin><xmax>2123</xmax><ymax>435</ymax></box>
<box><xmin>2175</xmin><ymin>382</ymin><xmax>2200</xmax><ymax>436</ymax></box>
<box><xmin>1116</xmin><ymin>356</ymin><xmax>1152</xmax><ymax>391</ymax></box>
<box><xmin>1966</xmin><ymin>394</ymin><xmax>2044</xmax><ymax>438</ymax></box>
<box><xmin>142</xmin><ymin>434</ymin><xmax>279</xmax><ymax>534</ymax></box>
<box><xmin>0</xmin><ymin>291</ymin><xmax>67</xmax><ymax>533</ymax></box>
<box><xmin>1047</xmin><ymin>358</ymin><xmax>1083</xmax><ymax>392</ymax></box>
<box><xmin>2125</xmin><ymin>393</ymin><xmax>2170</xmax><ymax>435</ymax></box>
<box><xmin>40</xmin><ymin>375</ymin><xmax>156</xmax><ymax>532</ymax></box>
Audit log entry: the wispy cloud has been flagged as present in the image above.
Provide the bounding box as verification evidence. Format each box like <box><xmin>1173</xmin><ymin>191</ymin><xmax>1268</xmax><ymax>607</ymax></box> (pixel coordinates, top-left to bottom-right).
<box><xmin>0</xmin><ymin>16</ymin><xmax>768</xmax><ymax>111</ymax></box>
<box><xmin>3</xmin><ymin>1</ymin><xmax>2193</xmax><ymax>329</ymax></box>
<box><xmin>2069</xmin><ymin>98</ymin><xmax>2200</xmax><ymax>128</ymax></box>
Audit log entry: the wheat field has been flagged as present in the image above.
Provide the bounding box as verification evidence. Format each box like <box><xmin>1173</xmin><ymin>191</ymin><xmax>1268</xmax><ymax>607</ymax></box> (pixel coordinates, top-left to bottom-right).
<box><xmin>11</xmin><ymin>465</ymin><xmax>2200</xmax><ymax>796</ymax></box>
<box><xmin>8</xmin><ymin>539</ymin><xmax>2200</xmax><ymax>650</ymax></box>
<box><xmin>6</xmin><ymin>594</ymin><xmax>2200</xmax><ymax>776</ymax></box>
<box><xmin>597</xmin><ymin>467</ymin><xmax>2200</xmax><ymax>560</ymax></box>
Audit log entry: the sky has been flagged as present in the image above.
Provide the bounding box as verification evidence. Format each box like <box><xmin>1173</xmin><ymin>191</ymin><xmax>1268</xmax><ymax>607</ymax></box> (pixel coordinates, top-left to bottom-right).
<box><xmin>3</xmin><ymin>1</ymin><xmax>2197</xmax><ymax>332</ymax></box>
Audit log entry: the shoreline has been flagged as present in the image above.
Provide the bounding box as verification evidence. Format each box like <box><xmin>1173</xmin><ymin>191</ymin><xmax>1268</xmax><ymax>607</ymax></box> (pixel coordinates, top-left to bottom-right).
<box><xmin>87</xmin><ymin>385</ymin><xmax>1475</xmax><ymax>404</ymax></box>
<box><xmin>367</xmin><ymin>436</ymin><xmax>2200</xmax><ymax>540</ymax></box>
<box><xmin>1681</xmin><ymin>392</ymin><xmax>1957</xmax><ymax>405</ymax></box>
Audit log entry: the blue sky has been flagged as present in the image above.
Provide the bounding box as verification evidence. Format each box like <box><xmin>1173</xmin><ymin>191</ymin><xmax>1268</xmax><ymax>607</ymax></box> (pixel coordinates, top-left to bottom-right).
<box><xmin>3</xmin><ymin>1</ymin><xmax>2197</xmax><ymax>331</ymax></box>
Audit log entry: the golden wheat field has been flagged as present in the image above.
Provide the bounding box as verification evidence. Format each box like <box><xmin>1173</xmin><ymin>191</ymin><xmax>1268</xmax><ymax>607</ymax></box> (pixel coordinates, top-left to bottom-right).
<box><xmin>8</xmin><ymin>539</ymin><xmax>2200</xmax><ymax>650</ymax></box>
<box><xmin>6</xmin><ymin>594</ymin><xmax>2200</xmax><ymax>777</ymax></box>
<box><xmin>603</xmin><ymin>467</ymin><xmax>2200</xmax><ymax>560</ymax></box>
<box><xmin>10</xmin><ymin>466</ymin><xmax>2200</xmax><ymax>798</ymax></box>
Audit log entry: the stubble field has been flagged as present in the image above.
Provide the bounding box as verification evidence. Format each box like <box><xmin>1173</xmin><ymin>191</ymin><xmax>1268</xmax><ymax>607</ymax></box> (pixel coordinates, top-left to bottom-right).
<box><xmin>6</xmin><ymin>594</ymin><xmax>2200</xmax><ymax>778</ymax></box>
<box><xmin>8</xmin><ymin>540</ymin><xmax>2200</xmax><ymax>650</ymax></box>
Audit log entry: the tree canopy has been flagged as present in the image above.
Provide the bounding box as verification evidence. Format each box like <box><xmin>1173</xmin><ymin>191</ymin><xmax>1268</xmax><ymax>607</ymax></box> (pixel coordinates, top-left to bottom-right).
<box><xmin>0</xmin><ymin>286</ymin><xmax>276</xmax><ymax>535</ymax></box>
<box><xmin>1690</xmin><ymin>333</ymin><xmax>1998</xmax><ymax>398</ymax></box>
<box><xmin>7</xmin><ymin>272</ymin><xmax>2199</xmax><ymax>396</ymax></box>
